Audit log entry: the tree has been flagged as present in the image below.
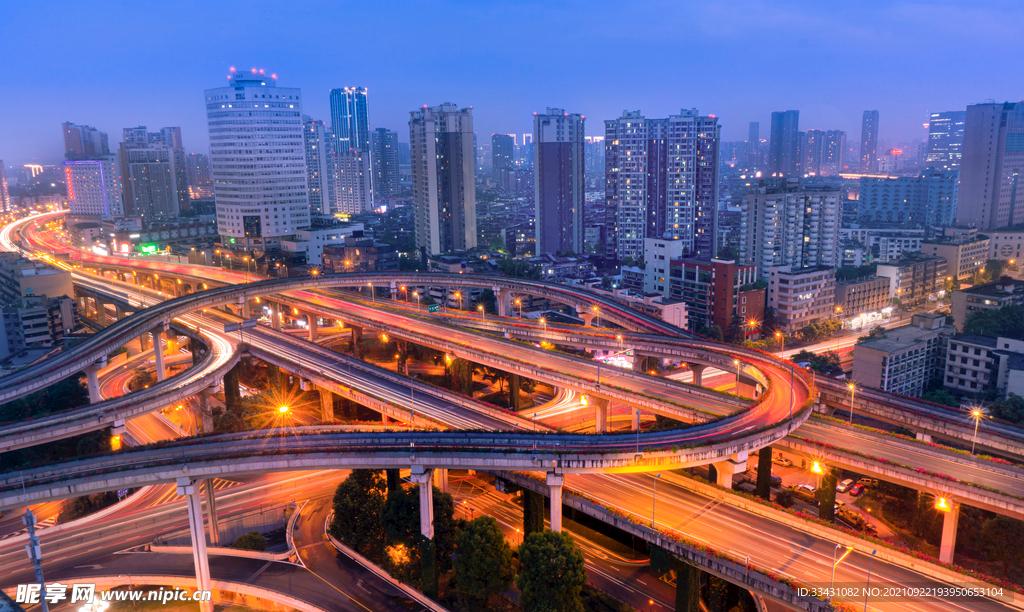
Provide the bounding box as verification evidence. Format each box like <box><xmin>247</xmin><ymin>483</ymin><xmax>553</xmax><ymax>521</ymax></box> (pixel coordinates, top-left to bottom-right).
<box><xmin>454</xmin><ymin>517</ymin><xmax>514</xmax><ymax>610</ymax></box>
<box><xmin>329</xmin><ymin>470</ymin><xmax>387</xmax><ymax>561</ymax></box>
<box><xmin>791</xmin><ymin>350</ymin><xmax>842</xmax><ymax>375</ymax></box>
<box><xmin>698</xmin><ymin>325</ymin><xmax>724</xmax><ymax>341</ymax></box>
<box><xmin>380</xmin><ymin>483</ymin><xmax>459</xmax><ymax>581</ymax></box>
<box><xmin>817</xmin><ymin>469</ymin><xmax>839</xmax><ymax>522</ymax></box>
<box><xmin>921</xmin><ymin>388</ymin><xmax>959</xmax><ymax>408</ymax></box>
<box><xmin>754</xmin><ymin>449</ymin><xmax>772</xmax><ymax>500</ymax></box>
<box><xmin>982</xmin><ymin>516</ymin><xmax>1024</xmax><ymax>577</ymax></box>
<box><xmin>128</xmin><ymin>370</ymin><xmax>155</xmax><ymax>392</ymax></box>
<box><xmin>963</xmin><ymin>304</ymin><xmax>1024</xmax><ymax>340</ymax></box>
<box><xmin>233</xmin><ymin>531</ymin><xmax>267</xmax><ymax>551</ymax></box>
<box><xmin>496</xmin><ymin>258</ymin><xmax>541</xmax><ymax>280</ymax></box>
<box><xmin>516</xmin><ymin>530</ymin><xmax>586</xmax><ymax>612</ymax></box>
<box><xmin>988</xmin><ymin>393</ymin><xmax>1024</xmax><ymax>426</ymax></box>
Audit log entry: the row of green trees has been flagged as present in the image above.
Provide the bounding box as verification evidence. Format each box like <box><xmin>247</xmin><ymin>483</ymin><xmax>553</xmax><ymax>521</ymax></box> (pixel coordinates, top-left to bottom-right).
<box><xmin>329</xmin><ymin>470</ymin><xmax>589</xmax><ymax>611</ymax></box>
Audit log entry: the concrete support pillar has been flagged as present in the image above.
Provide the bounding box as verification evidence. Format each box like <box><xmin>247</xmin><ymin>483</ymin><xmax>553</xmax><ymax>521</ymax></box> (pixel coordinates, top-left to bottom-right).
<box><xmin>916</xmin><ymin>432</ymin><xmax>933</xmax><ymax>443</ymax></box>
<box><xmin>580</xmin><ymin>312</ymin><xmax>595</xmax><ymax>327</ymax></box>
<box><xmin>84</xmin><ymin>362</ymin><xmax>103</xmax><ymax>404</ymax></box>
<box><xmin>632</xmin><ymin>352</ymin><xmax>644</xmax><ymax>372</ymax></box>
<box><xmin>307</xmin><ymin>312</ymin><xmax>318</xmax><ymax>342</ymax></box>
<box><xmin>939</xmin><ymin>500</ymin><xmax>960</xmax><ymax>564</ymax></box>
<box><xmin>410</xmin><ymin>467</ymin><xmax>434</xmax><ymax>539</ymax></box>
<box><xmin>151</xmin><ymin>330</ymin><xmax>166</xmax><ymax>382</ymax></box>
<box><xmin>351</xmin><ymin>325</ymin><xmax>363</xmax><ymax>358</ymax></box>
<box><xmin>711</xmin><ymin>454</ymin><xmax>745</xmax><ymax>489</ymax></box>
<box><xmin>270</xmin><ymin>302</ymin><xmax>281</xmax><ymax>331</ymax></box>
<box><xmin>594</xmin><ymin>397</ymin><xmax>609</xmax><ymax>433</ymax></box>
<box><xmin>690</xmin><ymin>364</ymin><xmax>706</xmax><ymax>387</ymax></box>
<box><xmin>203</xmin><ymin>479</ymin><xmax>220</xmax><ymax>546</ymax></box>
<box><xmin>239</xmin><ymin>296</ymin><xmax>251</xmax><ymax>320</ymax></box>
<box><xmin>382</xmin><ymin>411</ymin><xmax>390</xmax><ymax>425</ymax></box>
<box><xmin>197</xmin><ymin>386</ymin><xmax>216</xmax><ymax>435</ymax></box>
<box><xmin>432</xmin><ymin>468</ymin><xmax>449</xmax><ymax>494</ymax></box>
<box><xmin>176</xmin><ymin>478</ymin><xmax>213</xmax><ymax>612</ymax></box>
<box><xmin>547</xmin><ymin>472</ymin><xmax>564</xmax><ymax>532</ymax></box>
<box><xmin>494</xmin><ymin>287</ymin><xmax>512</xmax><ymax>317</ymax></box>
<box><xmin>115</xmin><ymin>305</ymin><xmax>125</xmax><ymax>322</ymax></box>
<box><xmin>509</xmin><ymin>373</ymin><xmax>521</xmax><ymax>411</ymax></box>
<box><xmin>317</xmin><ymin>386</ymin><xmax>335</xmax><ymax>422</ymax></box>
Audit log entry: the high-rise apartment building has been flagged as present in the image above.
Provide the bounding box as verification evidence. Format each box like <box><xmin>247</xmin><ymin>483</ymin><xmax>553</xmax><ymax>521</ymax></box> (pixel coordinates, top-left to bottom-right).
<box><xmin>370</xmin><ymin>128</ymin><xmax>399</xmax><ymax>201</ymax></box>
<box><xmin>329</xmin><ymin>87</ymin><xmax>373</xmax><ymax>212</ymax></box>
<box><xmin>185</xmin><ymin>153</ymin><xmax>211</xmax><ymax>197</ymax></box>
<box><xmin>957</xmin><ymin>101</ymin><xmax>1024</xmax><ymax>229</ymax></box>
<box><xmin>768</xmin><ymin>111</ymin><xmax>800</xmax><ymax>175</ymax></box>
<box><xmin>119</xmin><ymin>126</ymin><xmax>190</xmax><ymax>216</ymax></box>
<box><xmin>925</xmin><ymin>111</ymin><xmax>966</xmax><ymax>172</ymax></box>
<box><xmin>0</xmin><ymin>163</ymin><xmax>9</xmax><ymax>212</ymax></box>
<box><xmin>492</xmin><ymin>134</ymin><xmax>514</xmax><ymax>176</ymax></box>
<box><xmin>801</xmin><ymin>129</ymin><xmax>847</xmax><ymax>176</ymax></box>
<box><xmin>204</xmin><ymin>69</ymin><xmax>309</xmax><ymax>251</ymax></box>
<box><xmin>604</xmin><ymin>109</ymin><xmax>720</xmax><ymax>261</ymax></box>
<box><xmin>409</xmin><ymin>104</ymin><xmax>477</xmax><ymax>254</ymax></box>
<box><xmin>533</xmin><ymin>108</ymin><xmax>585</xmax><ymax>255</ymax></box>
<box><xmin>859</xmin><ymin>110</ymin><xmax>880</xmax><ymax>173</ymax></box>
<box><xmin>739</xmin><ymin>180</ymin><xmax>842</xmax><ymax>279</ymax></box>
<box><xmin>858</xmin><ymin>170</ymin><xmax>959</xmax><ymax>227</ymax></box>
<box><xmin>64</xmin><ymin>156</ymin><xmax>123</xmax><ymax>218</ymax></box>
<box><xmin>62</xmin><ymin>122</ymin><xmax>109</xmax><ymax>160</ymax></box>
<box><xmin>303</xmin><ymin>119</ymin><xmax>331</xmax><ymax>215</ymax></box>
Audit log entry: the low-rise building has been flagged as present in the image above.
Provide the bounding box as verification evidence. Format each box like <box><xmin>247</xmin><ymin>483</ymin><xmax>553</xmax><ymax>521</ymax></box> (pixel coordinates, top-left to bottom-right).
<box><xmin>920</xmin><ymin>236</ymin><xmax>990</xmax><ymax>281</ymax></box>
<box><xmin>876</xmin><ymin>253</ymin><xmax>947</xmax><ymax>307</ymax></box>
<box><xmin>987</xmin><ymin>228</ymin><xmax>1024</xmax><ymax>263</ymax></box>
<box><xmin>526</xmin><ymin>253</ymin><xmax>595</xmax><ymax>279</ymax></box>
<box><xmin>944</xmin><ymin>334</ymin><xmax>1024</xmax><ymax>396</ymax></box>
<box><xmin>320</xmin><ymin>234</ymin><xmax>398</xmax><ymax>273</ymax></box>
<box><xmin>280</xmin><ymin>224</ymin><xmax>364</xmax><ymax>266</ymax></box>
<box><xmin>835</xmin><ymin>275</ymin><xmax>890</xmax><ymax>317</ymax></box>
<box><xmin>767</xmin><ymin>265</ymin><xmax>836</xmax><ymax>334</ymax></box>
<box><xmin>839</xmin><ymin>226</ymin><xmax>926</xmax><ymax>262</ymax></box>
<box><xmin>0</xmin><ymin>253</ymin><xmax>74</xmax><ymax>305</ymax></box>
<box><xmin>950</xmin><ymin>277</ymin><xmax>1024</xmax><ymax>331</ymax></box>
<box><xmin>852</xmin><ymin>312</ymin><xmax>954</xmax><ymax>397</ymax></box>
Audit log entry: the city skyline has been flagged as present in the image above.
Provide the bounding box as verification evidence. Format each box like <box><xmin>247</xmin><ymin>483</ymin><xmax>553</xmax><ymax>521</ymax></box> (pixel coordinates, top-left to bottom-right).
<box><xmin>3</xmin><ymin>1</ymin><xmax>1024</xmax><ymax>164</ymax></box>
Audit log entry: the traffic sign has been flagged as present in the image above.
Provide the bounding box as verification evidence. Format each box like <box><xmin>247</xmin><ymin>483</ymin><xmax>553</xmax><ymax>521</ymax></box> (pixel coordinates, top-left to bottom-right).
<box><xmin>223</xmin><ymin>320</ymin><xmax>257</xmax><ymax>333</ymax></box>
<box><xmin>428</xmin><ymin>304</ymin><xmax>440</xmax><ymax>313</ymax></box>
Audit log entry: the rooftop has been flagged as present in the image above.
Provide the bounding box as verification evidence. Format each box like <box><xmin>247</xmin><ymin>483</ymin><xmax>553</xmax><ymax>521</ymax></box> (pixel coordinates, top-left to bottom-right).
<box><xmin>959</xmin><ymin>278</ymin><xmax>1024</xmax><ymax>297</ymax></box>
<box><xmin>857</xmin><ymin>321</ymin><xmax>952</xmax><ymax>353</ymax></box>
<box><xmin>951</xmin><ymin>333</ymin><xmax>999</xmax><ymax>349</ymax></box>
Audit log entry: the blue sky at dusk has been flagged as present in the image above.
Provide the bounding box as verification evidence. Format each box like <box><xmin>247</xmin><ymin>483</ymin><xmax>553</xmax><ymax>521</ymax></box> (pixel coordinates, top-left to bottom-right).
<box><xmin>2</xmin><ymin>0</ymin><xmax>1022</xmax><ymax>164</ymax></box>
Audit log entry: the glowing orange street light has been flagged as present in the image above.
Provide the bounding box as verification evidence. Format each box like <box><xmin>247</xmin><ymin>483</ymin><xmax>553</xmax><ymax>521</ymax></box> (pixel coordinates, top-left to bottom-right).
<box><xmin>278</xmin><ymin>406</ymin><xmax>290</xmax><ymax>414</ymax></box>
<box><xmin>935</xmin><ymin>497</ymin><xmax>951</xmax><ymax>511</ymax></box>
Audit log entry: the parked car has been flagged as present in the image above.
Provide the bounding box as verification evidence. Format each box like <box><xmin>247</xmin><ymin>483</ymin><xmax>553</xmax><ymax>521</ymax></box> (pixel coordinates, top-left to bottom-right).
<box><xmin>773</xmin><ymin>457</ymin><xmax>793</xmax><ymax>467</ymax></box>
<box><xmin>857</xmin><ymin>477</ymin><xmax>878</xmax><ymax>488</ymax></box>
<box><xmin>796</xmin><ymin>484</ymin><xmax>816</xmax><ymax>494</ymax></box>
<box><xmin>836</xmin><ymin>479</ymin><xmax>855</xmax><ymax>493</ymax></box>
<box><xmin>771</xmin><ymin>474</ymin><xmax>783</xmax><ymax>486</ymax></box>
<box><xmin>849</xmin><ymin>484</ymin><xmax>865</xmax><ymax>497</ymax></box>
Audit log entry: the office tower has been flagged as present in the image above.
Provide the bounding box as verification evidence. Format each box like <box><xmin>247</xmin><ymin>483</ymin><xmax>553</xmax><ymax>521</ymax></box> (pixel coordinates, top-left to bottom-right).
<box><xmin>768</xmin><ymin>111</ymin><xmax>800</xmax><ymax>175</ymax></box>
<box><xmin>62</xmin><ymin>122</ymin><xmax>109</xmax><ymax>159</ymax></box>
<box><xmin>0</xmin><ymin>163</ymin><xmax>8</xmax><ymax>212</ymax></box>
<box><xmin>859</xmin><ymin>110</ymin><xmax>880</xmax><ymax>173</ymax></box>
<box><xmin>64</xmin><ymin>156</ymin><xmax>123</xmax><ymax>218</ymax></box>
<box><xmin>329</xmin><ymin>87</ymin><xmax>369</xmax><ymax>153</ymax></box>
<box><xmin>118</xmin><ymin>126</ymin><xmax>190</xmax><ymax>217</ymax></box>
<box><xmin>925</xmin><ymin>111</ymin><xmax>967</xmax><ymax>172</ymax></box>
<box><xmin>185</xmin><ymin>153</ymin><xmax>211</xmax><ymax>196</ymax></box>
<box><xmin>329</xmin><ymin>87</ymin><xmax>373</xmax><ymax>212</ymax></box>
<box><xmin>303</xmin><ymin>119</ymin><xmax>331</xmax><ymax>215</ymax></box>
<box><xmin>858</xmin><ymin>170</ymin><xmax>959</xmax><ymax>227</ymax></box>
<box><xmin>533</xmin><ymin>108</ymin><xmax>585</xmax><ymax>255</ymax></box>
<box><xmin>821</xmin><ymin>130</ymin><xmax>847</xmax><ymax>176</ymax></box>
<box><xmin>605</xmin><ymin>108</ymin><xmax>720</xmax><ymax>261</ymax></box>
<box><xmin>749</xmin><ymin>122</ymin><xmax>759</xmax><ymax>144</ymax></box>
<box><xmin>409</xmin><ymin>103</ymin><xmax>477</xmax><ymax>254</ymax></box>
<box><xmin>370</xmin><ymin>128</ymin><xmax>399</xmax><ymax>201</ymax></box>
<box><xmin>204</xmin><ymin>69</ymin><xmax>309</xmax><ymax>250</ymax></box>
<box><xmin>492</xmin><ymin>134</ymin><xmax>514</xmax><ymax>175</ymax></box>
<box><xmin>958</xmin><ymin>102</ymin><xmax>1024</xmax><ymax>229</ymax></box>
<box><xmin>740</xmin><ymin>181</ymin><xmax>842</xmax><ymax>279</ymax></box>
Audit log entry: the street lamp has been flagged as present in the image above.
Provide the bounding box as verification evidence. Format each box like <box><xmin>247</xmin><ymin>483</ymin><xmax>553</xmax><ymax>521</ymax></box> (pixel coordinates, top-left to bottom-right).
<box><xmin>368</xmin><ymin>282</ymin><xmax>375</xmax><ymax>304</ymax></box>
<box><xmin>413</xmin><ymin>291</ymin><xmax>421</xmax><ymax>309</ymax></box>
<box><xmin>478</xmin><ymin>303</ymin><xmax>485</xmax><ymax>319</ymax></box>
<box><xmin>829</xmin><ymin>544</ymin><xmax>852</xmax><ymax>602</ymax></box>
<box><xmin>971</xmin><ymin>408</ymin><xmax>983</xmax><ymax>455</ymax></box>
<box><xmin>454</xmin><ymin>291</ymin><xmax>462</xmax><ymax>310</ymax></box>
<box><xmin>733</xmin><ymin>359</ymin><xmax>741</xmax><ymax>391</ymax></box>
<box><xmin>652</xmin><ymin>473</ymin><xmax>661</xmax><ymax>528</ymax></box>
<box><xmin>847</xmin><ymin>383</ymin><xmax>856</xmax><ymax>425</ymax></box>
<box><xmin>864</xmin><ymin>549</ymin><xmax>877</xmax><ymax>612</ymax></box>
<box><xmin>515</xmin><ymin>298</ymin><xmax>522</xmax><ymax>318</ymax></box>
<box><xmin>539</xmin><ymin>316</ymin><xmax>546</xmax><ymax>330</ymax></box>
<box><xmin>592</xmin><ymin>305</ymin><xmax>600</xmax><ymax>326</ymax></box>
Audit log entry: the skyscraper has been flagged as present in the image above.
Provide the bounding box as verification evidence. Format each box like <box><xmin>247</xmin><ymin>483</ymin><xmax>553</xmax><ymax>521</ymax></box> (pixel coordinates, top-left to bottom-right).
<box><xmin>533</xmin><ymin>108</ymin><xmax>585</xmax><ymax>255</ymax></box>
<box><xmin>329</xmin><ymin>87</ymin><xmax>373</xmax><ymax>212</ymax></box>
<box><xmin>370</xmin><ymin>128</ymin><xmax>399</xmax><ymax>201</ymax></box>
<box><xmin>802</xmin><ymin>129</ymin><xmax>825</xmax><ymax>176</ymax></box>
<box><xmin>62</xmin><ymin>122</ymin><xmax>109</xmax><ymax>159</ymax></box>
<box><xmin>409</xmin><ymin>103</ymin><xmax>477</xmax><ymax>254</ymax></box>
<box><xmin>768</xmin><ymin>111</ymin><xmax>800</xmax><ymax>175</ymax></box>
<box><xmin>64</xmin><ymin>156</ymin><xmax>123</xmax><ymax>218</ymax></box>
<box><xmin>925</xmin><ymin>111</ymin><xmax>967</xmax><ymax>172</ymax></box>
<box><xmin>204</xmin><ymin>68</ymin><xmax>309</xmax><ymax>251</ymax></box>
<box><xmin>604</xmin><ymin>109</ymin><xmax>720</xmax><ymax>261</ymax></box>
<box><xmin>303</xmin><ymin>119</ymin><xmax>331</xmax><ymax>215</ymax></box>
<box><xmin>859</xmin><ymin>110</ymin><xmax>880</xmax><ymax>173</ymax></box>
<box><xmin>492</xmin><ymin>134</ymin><xmax>514</xmax><ymax>175</ymax></box>
<box><xmin>821</xmin><ymin>130</ymin><xmax>847</xmax><ymax>176</ymax></box>
<box><xmin>185</xmin><ymin>153</ymin><xmax>211</xmax><ymax>197</ymax></box>
<box><xmin>958</xmin><ymin>102</ymin><xmax>1024</xmax><ymax>229</ymax></box>
<box><xmin>858</xmin><ymin>170</ymin><xmax>959</xmax><ymax>227</ymax></box>
<box><xmin>0</xmin><ymin>162</ymin><xmax>9</xmax><ymax>213</ymax></box>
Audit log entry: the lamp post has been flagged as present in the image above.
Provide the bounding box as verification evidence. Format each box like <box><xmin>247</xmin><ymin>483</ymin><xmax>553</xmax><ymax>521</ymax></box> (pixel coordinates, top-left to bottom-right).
<box><xmin>478</xmin><ymin>303</ymin><xmax>485</xmax><ymax>320</ymax></box>
<box><xmin>971</xmin><ymin>409</ymin><xmax>983</xmax><ymax>455</ymax></box>
<box><xmin>848</xmin><ymin>383</ymin><xmax>856</xmax><ymax>425</ymax></box>
<box><xmin>864</xmin><ymin>549</ymin><xmax>877</xmax><ymax>612</ymax></box>
<box><xmin>733</xmin><ymin>359</ymin><xmax>741</xmax><ymax>392</ymax></box>
<box><xmin>414</xmin><ymin>291</ymin><xmax>421</xmax><ymax>309</ymax></box>
<box><xmin>829</xmin><ymin>544</ymin><xmax>853</xmax><ymax>602</ymax></box>
<box><xmin>368</xmin><ymin>282</ymin><xmax>375</xmax><ymax>304</ymax></box>
<box><xmin>592</xmin><ymin>305</ymin><xmax>600</xmax><ymax>326</ymax></box>
<box><xmin>652</xmin><ymin>473</ymin><xmax>661</xmax><ymax>528</ymax></box>
<box><xmin>515</xmin><ymin>298</ymin><xmax>523</xmax><ymax>318</ymax></box>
